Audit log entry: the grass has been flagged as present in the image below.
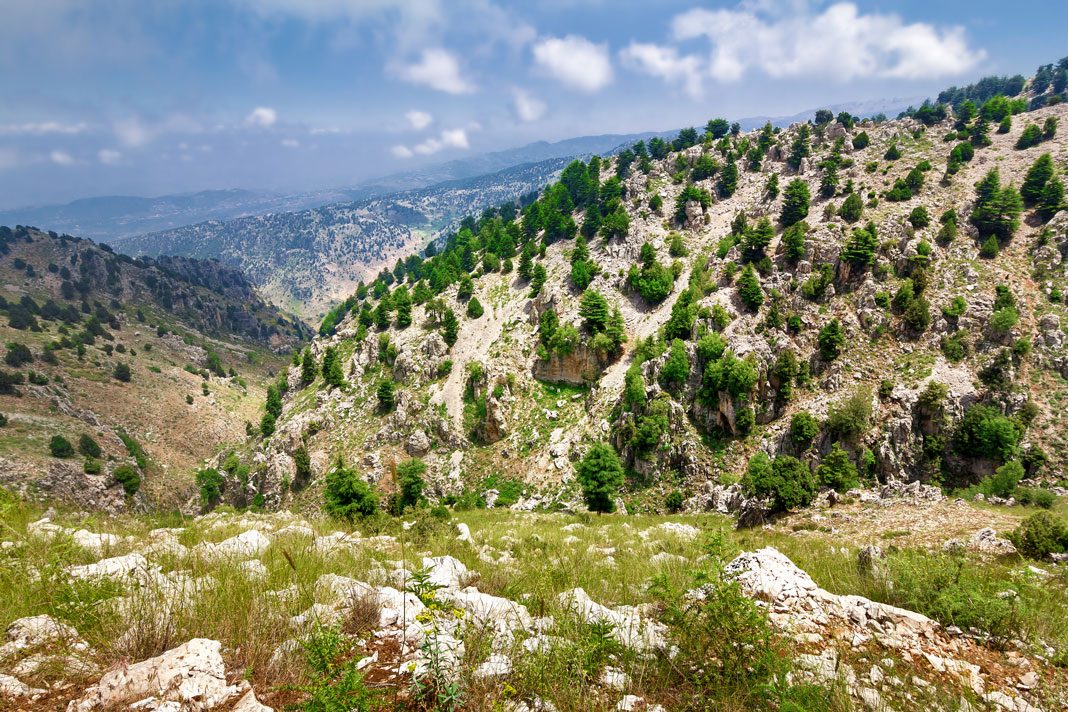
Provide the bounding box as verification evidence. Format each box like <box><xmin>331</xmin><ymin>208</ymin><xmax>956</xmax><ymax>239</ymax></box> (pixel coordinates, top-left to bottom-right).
<box><xmin>2</xmin><ymin>491</ymin><xmax>1067</xmax><ymax>710</ymax></box>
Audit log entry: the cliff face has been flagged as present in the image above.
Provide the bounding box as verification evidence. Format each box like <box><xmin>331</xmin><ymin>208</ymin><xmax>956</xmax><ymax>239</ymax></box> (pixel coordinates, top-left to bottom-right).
<box><xmin>532</xmin><ymin>343</ymin><xmax>615</xmax><ymax>385</ymax></box>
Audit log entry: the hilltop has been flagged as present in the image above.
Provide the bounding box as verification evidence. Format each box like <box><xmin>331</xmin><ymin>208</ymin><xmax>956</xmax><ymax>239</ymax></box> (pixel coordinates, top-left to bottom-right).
<box><xmin>0</xmin><ymin>227</ymin><xmax>308</xmax><ymax>511</ymax></box>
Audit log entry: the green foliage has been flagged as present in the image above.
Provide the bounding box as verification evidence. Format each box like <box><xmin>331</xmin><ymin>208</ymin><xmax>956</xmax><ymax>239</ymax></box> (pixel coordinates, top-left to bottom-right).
<box><xmin>265</xmin><ymin>385</ymin><xmax>282</xmax><ymax>417</ymax></box>
<box><xmin>322</xmin><ymin>346</ymin><xmax>345</xmax><ymax>387</ymax></box>
<box><xmin>817</xmin><ymin>319</ymin><xmax>844</xmax><ymax>360</ymax></box>
<box><xmin>1021</xmin><ymin>153</ymin><xmax>1055</xmax><ymax>204</ymax></box>
<box><xmin>780</xmin><ymin>179</ymin><xmax>810</xmax><ymax>226</ymax></box>
<box><xmin>840</xmin><ymin>222</ymin><xmax>878</xmax><ymax>266</ymax></box>
<box><xmin>324</xmin><ymin>463</ymin><xmax>378</xmax><ymax>520</ymax></box>
<box><xmin>466</xmin><ymin>296</ymin><xmax>484</xmax><ymax>318</ymax></box>
<box><xmin>113</xmin><ymin>362</ymin><xmax>132</xmax><ymax>382</ymax></box>
<box><xmin>839</xmin><ymin>192</ymin><xmax>863</xmax><ymax>223</ymax></box>
<box><xmin>301</xmin><ymin>347</ymin><xmax>318</xmax><ymax>384</ymax></box>
<box><xmin>736</xmin><ymin>264</ymin><xmax>763</xmax><ymax>311</ymax></box>
<box><xmin>972</xmin><ymin>168</ymin><xmax>1022</xmax><ymax>241</ymax></box>
<box><xmin>575</xmin><ymin>442</ymin><xmax>624</xmax><ymax>513</ymax></box>
<box><xmin>196</xmin><ymin>467</ymin><xmax>224</xmax><ymax>507</ymax></box>
<box><xmin>376</xmin><ymin>379</ymin><xmax>395</xmax><ymax>411</ymax></box>
<box><xmin>908</xmin><ymin>206</ymin><xmax>930</xmax><ymax>228</ymax></box>
<box><xmin>903</xmin><ymin>296</ymin><xmax>931</xmax><ymax>332</ymax></box>
<box><xmin>954</xmin><ymin>404</ymin><xmax>1020</xmax><ymax>461</ymax></box>
<box><xmin>291</xmin><ymin>625</ymin><xmax>379</xmax><ymax>712</ymax></box>
<box><xmin>49</xmin><ymin>435</ymin><xmax>75</xmax><ymax>459</ymax></box>
<box><xmin>660</xmin><ymin>339</ymin><xmax>691</xmax><ymax>391</ymax></box>
<box><xmin>260</xmin><ymin>411</ymin><xmax>276</xmax><ymax>437</ymax></box>
<box><xmin>112</xmin><ymin>465</ymin><xmax>141</xmax><ymax>497</ymax></box>
<box><xmin>742</xmin><ymin>453</ymin><xmax>816</xmax><ymax>512</ymax></box>
<box><xmin>1007</xmin><ymin>512</ymin><xmax>1068</xmax><ymax>559</ymax></box>
<box><xmin>884</xmin><ymin>143</ymin><xmax>901</xmax><ymax>160</ymax></box>
<box><xmin>442</xmin><ymin>308</ymin><xmax>459</xmax><ymax>346</ymax></box>
<box><xmin>825</xmin><ymin>388</ymin><xmax>872</xmax><ymax>440</ymax></box>
<box><xmin>781</xmin><ymin>221</ymin><xmax>808</xmax><ymax>262</ymax></box>
<box><xmin>78</xmin><ymin>433</ymin><xmax>101</xmax><ymax>458</ymax></box>
<box><xmin>1015</xmin><ymin>123</ymin><xmax>1043</xmax><ymax>150</ymax></box>
<box><xmin>397</xmin><ymin>459</ymin><xmax>426</xmax><ymax>511</ymax></box>
<box><xmin>628</xmin><ymin>244</ymin><xmax>676</xmax><ymax>303</ymax></box>
<box><xmin>789</xmin><ymin>412</ymin><xmax>820</xmax><ymax>450</ymax></box>
<box><xmin>817</xmin><ymin>443</ymin><xmax>859</xmax><ymax>492</ymax></box>
<box><xmin>665</xmin><ymin>490</ymin><xmax>685</xmax><ymax>513</ymax></box>
<box><xmin>979</xmin><ymin>461</ymin><xmax>1025</xmax><ymax>498</ymax></box>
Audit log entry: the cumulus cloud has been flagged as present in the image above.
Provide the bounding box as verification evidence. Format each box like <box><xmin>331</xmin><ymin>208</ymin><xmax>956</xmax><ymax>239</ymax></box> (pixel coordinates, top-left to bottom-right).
<box><xmin>50</xmin><ymin>149</ymin><xmax>74</xmax><ymax>166</ymax></box>
<box><xmin>405</xmin><ymin>110</ymin><xmax>433</xmax><ymax>130</ymax></box>
<box><xmin>532</xmin><ymin>35</ymin><xmax>613</xmax><ymax>92</ymax></box>
<box><xmin>245</xmin><ymin>106</ymin><xmax>278</xmax><ymax>127</ymax></box>
<box><xmin>670</xmin><ymin>2</ymin><xmax>984</xmax><ymax>83</ymax></box>
<box><xmin>396</xmin><ymin>48</ymin><xmax>475</xmax><ymax>94</ymax></box>
<box><xmin>393</xmin><ymin>127</ymin><xmax>470</xmax><ymax>158</ymax></box>
<box><xmin>98</xmin><ymin>149</ymin><xmax>122</xmax><ymax>164</ymax></box>
<box><xmin>512</xmin><ymin>88</ymin><xmax>546</xmax><ymax>122</ymax></box>
<box><xmin>619</xmin><ymin>42</ymin><xmax>704</xmax><ymax>97</ymax></box>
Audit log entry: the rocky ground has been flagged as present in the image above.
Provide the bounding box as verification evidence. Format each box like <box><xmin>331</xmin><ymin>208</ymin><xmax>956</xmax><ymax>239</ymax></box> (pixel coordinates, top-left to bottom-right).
<box><xmin>0</xmin><ymin>497</ymin><xmax>1065</xmax><ymax>712</ymax></box>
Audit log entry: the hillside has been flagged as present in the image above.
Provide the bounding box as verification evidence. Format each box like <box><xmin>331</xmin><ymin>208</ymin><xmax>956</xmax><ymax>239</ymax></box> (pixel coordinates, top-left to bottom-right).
<box><xmin>0</xmin><ymin>227</ymin><xmax>308</xmax><ymax>511</ymax></box>
<box><xmin>231</xmin><ymin>93</ymin><xmax>1068</xmax><ymax>518</ymax></box>
<box><xmin>114</xmin><ymin>158</ymin><xmax>589</xmax><ymax>323</ymax></box>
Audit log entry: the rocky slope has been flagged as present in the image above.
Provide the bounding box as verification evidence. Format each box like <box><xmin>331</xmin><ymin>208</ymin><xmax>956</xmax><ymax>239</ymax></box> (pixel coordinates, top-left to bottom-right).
<box><xmin>225</xmin><ymin>89</ymin><xmax>1068</xmax><ymax>522</ymax></box>
<box><xmin>0</xmin><ymin>227</ymin><xmax>307</xmax><ymax>510</ymax></box>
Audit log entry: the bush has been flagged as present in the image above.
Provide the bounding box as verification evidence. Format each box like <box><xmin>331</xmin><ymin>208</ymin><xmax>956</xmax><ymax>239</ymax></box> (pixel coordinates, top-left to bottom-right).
<box><xmin>397</xmin><ymin>458</ymin><xmax>426</xmax><ymax>511</ymax></box>
<box><xmin>780</xmin><ymin>180</ymin><xmax>810</xmax><ymax>226</ymax></box>
<box><xmin>83</xmin><ymin>457</ymin><xmax>101</xmax><ymax>474</ymax></box>
<box><xmin>839</xmin><ymin>193</ymin><xmax>863</xmax><ymax>222</ymax></box>
<box><xmin>736</xmin><ymin>264</ymin><xmax>763</xmax><ymax>311</ymax></box>
<box><xmin>466</xmin><ymin>296</ymin><xmax>484</xmax><ymax>318</ymax></box>
<box><xmin>908</xmin><ymin>206</ymin><xmax>930</xmax><ymax>228</ymax></box>
<box><xmin>789</xmin><ymin>412</ymin><xmax>820</xmax><ymax>449</ymax></box>
<box><xmin>113</xmin><ymin>465</ymin><xmax>141</xmax><ymax>497</ymax></box>
<box><xmin>113</xmin><ymin>362</ymin><xmax>132</xmax><ymax>382</ymax></box>
<box><xmin>742</xmin><ymin>453</ymin><xmax>816</xmax><ymax>512</ymax></box>
<box><xmin>575</xmin><ymin>442</ymin><xmax>624</xmax><ymax>513</ymax></box>
<box><xmin>376</xmin><ymin>379</ymin><xmax>395</xmax><ymax>411</ymax></box>
<box><xmin>78</xmin><ymin>433</ymin><xmax>101</xmax><ymax>458</ymax></box>
<box><xmin>196</xmin><ymin>468</ymin><xmax>224</xmax><ymax>507</ymax></box>
<box><xmin>825</xmin><ymin>388</ymin><xmax>872</xmax><ymax>439</ymax></box>
<box><xmin>817</xmin><ymin>319</ymin><xmax>844</xmax><ymax>360</ymax></box>
<box><xmin>1007</xmin><ymin>511</ymin><xmax>1067</xmax><ymax>559</ymax></box>
<box><xmin>884</xmin><ymin>143</ymin><xmax>901</xmax><ymax>160</ymax></box>
<box><xmin>980</xmin><ymin>461</ymin><xmax>1024</xmax><ymax>498</ymax></box>
<box><xmin>260</xmin><ymin>412</ymin><xmax>276</xmax><ymax>437</ymax></box>
<box><xmin>665</xmin><ymin>490</ymin><xmax>685</xmax><ymax>513</ymax></box>
<box><xmin>49</xmin><ymin>435</ymin><xmax>75</xmax><ymax>458</ymax></box>
<box><xmin>954</xmin><ymin>404</ymin><xmax>1019</xmax><ymax>461</ymax></box>
<box><xmin>817</xmin><ymin>443</ymin><xmax>859</xmax><ymax>492</ymax></box>
<box><xmin>4</xmin><ymin>343</ymin><xmax>32</xmax><ymax>367</ymax></box>
<box><xmin>324</xmin><ymin>463</ymin><xmax>379</xmax><ymax>520</ymax></box>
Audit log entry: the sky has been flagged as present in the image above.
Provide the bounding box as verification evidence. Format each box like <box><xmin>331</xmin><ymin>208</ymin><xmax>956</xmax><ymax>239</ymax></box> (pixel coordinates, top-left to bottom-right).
<box><xmin>0</xmin><ymin>0</ymin><xmax>1065</xmax><ymax>210</ymax></box>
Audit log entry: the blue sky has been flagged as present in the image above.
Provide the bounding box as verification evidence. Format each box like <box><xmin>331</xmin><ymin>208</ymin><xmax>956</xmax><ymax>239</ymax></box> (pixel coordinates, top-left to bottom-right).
<box><xmin>0</xmin><ymin>0</ymin><xmax>1064</xmax><ymax>209</ymax></box>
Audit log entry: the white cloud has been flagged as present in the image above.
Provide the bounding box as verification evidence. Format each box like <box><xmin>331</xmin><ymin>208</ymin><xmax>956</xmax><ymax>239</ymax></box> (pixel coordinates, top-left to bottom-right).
<box><xmin>245</xmin><ymin>106</ymin><xmax>278</xmax><ymax>127</ymax></box>
<box><xmin>0</xmin><ymin>122</ymin><xmax>88</xmax><ymax>136</ymax></box>
<box><xmin>405</xmin><ymin>110</ymin><xmax>433</xmax><ymax>130</ymax></box>
<box><xmin>50</xmin><ymin>149</ymin><xmax>74</xmax><ymax>166</ymax></box>
<box><xmin>112</xmin><ymin>113</ymin><xmax>203</xmax><ymax>148</ymax></box>
<box><xmin>113</xmin><ymin>116</ymin><xmax>153</xmax><ymax>147</ymax></box>
<box><xmin>393</xmin><ymin>127</ymin><xmax>470</xmax><ymax>158</ymax></box>
<box><xmin>396</xmin><ymin>48</ymin><xmax>475</xmax><ymax>94</ymax></box>
<box><xmin>532</xmin><ymin>35</ymin><xmax>613</xmax><ymax>92</ymax></box>
<box><xmin>671</xmin><ymin>2</ymin><xmax>984</xmax><ymax>83</ymax></box>
<box><xmin>619</xmin><ymin>42</ymin><xmax>703</xmax><ymax>97</ymax></box>
<box><xmin>98</xmin><ymin>149</ymin><xmax>122</xmax><ymax>164</ymax></box>
<box><xmin>512</xmin><ymin>88</ymin><xmax>546</xmax><ymax>122</ymax></box>
<box><xmin>281</xmin><ymin>138</ymin><xmax>300</xmax><ymax>148</ymax></box>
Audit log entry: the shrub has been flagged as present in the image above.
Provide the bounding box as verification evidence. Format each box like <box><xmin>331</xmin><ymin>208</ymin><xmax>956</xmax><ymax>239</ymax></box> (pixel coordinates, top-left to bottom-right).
<box><xmin>908</xmin><ymin>206</ymin><xmax>930</xmax><ymax>228</ymax></box>
<box><xmin>113</xmin><ymin>465</ymin><xmax>141</xmax><ymax>497</ymax></box>
<box><xmin>839</xmin><ymin>193</ymin><xmax>863</xmax><ymax>222</ymax></box>
<box><xmin>324</xmin><ymin>463</ymin><xmax>379</xmax><ymax>520</ymax></box>
<box><xmin>4</xmin><ymin>343</ymin><xmax>32</xmax><ymax>367</ymax></box>
<box><xmin>990</xmin><ymin>306</ymin><xmax>1018</xmax><ymax>333</ymax></box>
<box><xmin>376</xmin><ymin>379</ymin><xmax>395</xmax><ymax>411</ymax></box>
<box><xmin>260</xmin><ymin>412</ymin><xmax>276</xmax><ymax>437</ymax></box>
<box><xmin>825</xmin><ymin>388</ymin><xmax>872</xmax><ymax>440</ymax></box>
<box><xmin>397</xmin><ymin>458</ymin><xmax>426</xmax><ymax>511</ymax></box>
<box><xmin>660</xmin><ymin>339</ymin><xmax>691</xmax><ymax>391</ymax></box>
<box><xmin>1007</xmin><ymin>511</ymin><xmax>1067</xmax><ymax>559</ymax></box>
<box><xmin>196</xmin><ymin>467</ymin><xmax>224</xmax><ymax>507</ymax></box>
<box><xmin>575</xmin><ymin>442</ymin><xmax>624</xmax><ymax>513</ymax></box>
<box><xmin>78</xmin><ymin>434</ymin><xmax>101</xmax><ymax>458</ymax></box>
<box><xmin>979</xmin><ymin>461</ymin><xmax>1024</xmax><ymax>498</ymax></box>
<box><xmin>665</xmin><ymin>490</ymin><xmax>685</xmax><ymax>513</ymax></box>
<box><xmin>954</xmin><ymin>404</ymin><xmax>1019</xmax><ymax>461</ymax></box>
<box><xmin>83</xmin><ymin>457</ymin><xmax>101</xmax><ymax>474</ymax></box>
<box><xmin>742</xmin><ymin>453</ymin><xmax>816</xmax><ymax>512</ymax></box>
<box><xmin>466</xmin><ymin>296</ymin><xmax>484</xmax><ymax>318</ymax></box>
<box><xmin>789</xmin><ymin>412</ymin><xmax>820</xmax><ymax>449</ymax></box>
<box><xmin>49</xmin><ymin>435</ymin><xmax>75</xmax><ymax>458</ymax></box>
<box><xmin>817</xmin><ymin>443</ymin><xmax>859</xmax><ymax>492</ymax></box>
<box><xmin>113</xmin><ymin>362</ymin><xmax>132</xmax><ymax>382</ymax></box>
<box><xmin>851</xmin><ymin>131</ymin><xmax>870</xmax><ymax>150</ymax></box>
<box><xmin>817</xmin><ymin>319</ymin><xmax>844</xmax><ymax>360</ymax></box>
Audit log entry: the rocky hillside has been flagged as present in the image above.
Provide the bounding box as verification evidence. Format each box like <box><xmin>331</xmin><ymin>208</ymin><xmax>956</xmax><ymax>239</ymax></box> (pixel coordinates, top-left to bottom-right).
<box><xmin>220</xmin><ymin>77</ymin><xmax>1068</xmax><ymax>528</ymax></box>
<box><xmin>0</xmin><ymin>227</ymin><xmax>308</xmax><ymax>510</ymax></box>
<box><xmin>116</xmin><ymin>158</ymin><xmax>581</xmax><ymax>323</ymax></box>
